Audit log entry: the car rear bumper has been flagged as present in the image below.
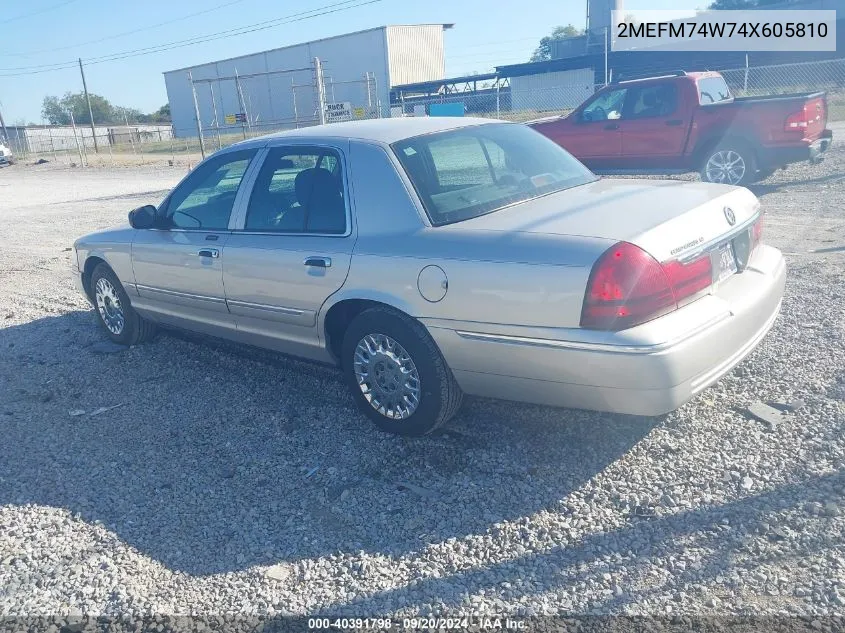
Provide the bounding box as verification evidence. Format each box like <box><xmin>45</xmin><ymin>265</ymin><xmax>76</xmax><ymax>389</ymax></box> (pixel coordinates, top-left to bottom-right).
<box><xmin>761</xmin><ymin>129</ymin><xmax>832</xmax><ymax>168</ymax></box>
<box><xmin>425</xmin><ymin>244</ymin><xmax>786</xmax><ymax>416</ymax></box>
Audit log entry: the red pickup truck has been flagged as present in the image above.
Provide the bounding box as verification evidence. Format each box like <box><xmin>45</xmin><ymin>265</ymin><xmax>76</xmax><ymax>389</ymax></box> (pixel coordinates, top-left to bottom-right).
<box><xmin>529</xmin><ymin>71</ymin><xmax>833</xmax><ymax>186</ymax></box>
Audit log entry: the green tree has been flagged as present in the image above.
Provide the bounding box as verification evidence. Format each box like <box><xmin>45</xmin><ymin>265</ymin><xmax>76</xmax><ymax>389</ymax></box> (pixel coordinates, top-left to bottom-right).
<box><xmin>40</xmin><ymin>93</ymin><xmax>170</xmax><ymax>126</ymax></box>
<box><xmin>530</xmin><ymin>24</ymin><xmax>584</xmax><ymax>62</ymax></box>
<box><xmin>41</xmin><ymin>92</ymin><xmax>114</xmax><ymax>125</ymax></box>
<box><xmin>41</xmin><ymin>95</ymin><xmax>69</xmax><ymax>125</ymax></box>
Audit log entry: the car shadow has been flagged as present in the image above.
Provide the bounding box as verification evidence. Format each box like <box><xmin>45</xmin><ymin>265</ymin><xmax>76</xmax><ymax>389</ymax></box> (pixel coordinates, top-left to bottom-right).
<box><xmin>0</xmin><ymin>311</ymin><xmax>659</xmax><ymax>577</ymax></box>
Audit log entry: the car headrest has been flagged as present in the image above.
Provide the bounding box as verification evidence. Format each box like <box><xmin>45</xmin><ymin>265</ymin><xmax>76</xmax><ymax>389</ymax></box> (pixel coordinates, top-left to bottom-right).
<box><xmin>642</xmin><ymin>92</ymin><xmax>657</xmax><ymax>107</ymax></box>
<box><xmin>294</xmin><ymin>167</ymin><xmax>340</xmax><ymax>208</ymax></box>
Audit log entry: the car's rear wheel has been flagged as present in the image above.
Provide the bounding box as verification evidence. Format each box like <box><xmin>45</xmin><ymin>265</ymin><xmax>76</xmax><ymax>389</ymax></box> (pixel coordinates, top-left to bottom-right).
<box><xmin>341</xmin><ymin>306</ymin><xmax>462</xmax><ymax>436</ymax></box>
<box><xmin>90</xmin><ymin>263</ymin><xmax>156</xmax><ymax>346</ymax></box>
<box><xmin>700</xmin><ymin>142</ymin><xmax>757</xmax><ymax>186</ymax></box>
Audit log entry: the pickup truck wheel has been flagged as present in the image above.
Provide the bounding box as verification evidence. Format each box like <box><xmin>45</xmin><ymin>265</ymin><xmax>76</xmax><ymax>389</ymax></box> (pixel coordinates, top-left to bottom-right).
<box><xmin>701</xmin><ymin>143</ymin><xmax>756</xmax><ymax>186</ymax></box>
<box><xmin>342</xmin><ymin>307</ymin><xmax>462</xmax><ymax>436</ymax></box>
<box><xmin>90</xmin><ymin>263</ymin><xmax>156</xmax><ymax>346</ymax></box>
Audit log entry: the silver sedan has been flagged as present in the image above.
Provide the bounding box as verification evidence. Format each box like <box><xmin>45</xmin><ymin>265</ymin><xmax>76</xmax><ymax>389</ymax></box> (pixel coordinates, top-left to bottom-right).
<box><xmin>73</xmin><ymin>117</ymin><xmax>786</xmax><ymax>436</ymax></box>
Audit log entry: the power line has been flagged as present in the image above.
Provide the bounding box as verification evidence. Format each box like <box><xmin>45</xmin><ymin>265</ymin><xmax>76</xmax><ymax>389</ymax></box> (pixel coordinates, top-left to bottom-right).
<box><xmin>0</xmin><ymin>0</ymin><xmax>384</xmax><ymax>77</ymax></box>
<box><xmin>0</xmin><ymin>0</ymin><xmax>79</xmax><ymax>26</ymax></box>
<box><xmin>0</xmin><ymin>0</ymin><xmax>251</xmax><ymax>58</ymax></box>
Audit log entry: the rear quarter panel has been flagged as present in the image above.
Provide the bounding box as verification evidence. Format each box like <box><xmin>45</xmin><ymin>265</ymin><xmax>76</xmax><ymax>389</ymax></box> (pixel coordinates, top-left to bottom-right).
<box><xmin>322</xmin><ymin>138</ymin><xmax>614</xmax><ymax>333</ymax></box>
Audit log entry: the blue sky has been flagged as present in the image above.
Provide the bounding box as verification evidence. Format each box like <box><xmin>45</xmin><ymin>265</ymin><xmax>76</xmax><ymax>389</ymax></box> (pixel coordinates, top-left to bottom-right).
<box><xmin>0</xmin><ymin>0</ymin><xmax>703</xmax><ymax>123</ymax></box>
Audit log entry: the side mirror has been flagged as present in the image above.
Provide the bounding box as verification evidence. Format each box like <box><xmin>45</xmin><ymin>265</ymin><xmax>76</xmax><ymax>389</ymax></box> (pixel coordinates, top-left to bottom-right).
<box><xmin>128</xmin><ymin>205</ymin><xmax>157</xmax><ymax>230</ymax></box>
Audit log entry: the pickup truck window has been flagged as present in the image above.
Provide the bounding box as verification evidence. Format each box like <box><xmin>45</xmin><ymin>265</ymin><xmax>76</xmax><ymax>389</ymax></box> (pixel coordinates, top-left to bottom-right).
<box><xmin>626</xmin><ymin>84</ymin><xmax>678</xmax><ymax>119</ymax></box>
<box><xmin>392</xmin><ymin>123</ymin><xmax>597</xmax><ymax>226</ymax></box>
<box><xmin>581</xmin><ymin>88</ymin><xmax>627</xmax><ymax>122</ymax></box>
<box><xmin>698</xmin><ymin>77</ymin><xmax>733</xmax><ymax>105</ymax></box>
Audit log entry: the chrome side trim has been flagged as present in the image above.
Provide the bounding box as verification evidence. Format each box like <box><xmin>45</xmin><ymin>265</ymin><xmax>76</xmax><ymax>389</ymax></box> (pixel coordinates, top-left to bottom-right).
<box><xmin>226</xmin><ymin>300</ymin><xmax>305</xmax><ymax>316</ymax></box>
<box><xmin>135</xmin><ymin>283</ymin><xmax>226</xmax><ymax>304</ymax></box>
<box><xmin>454</xmin><ymin>313</ymin><xmax>731</xmax><ymax>355</ymax></box>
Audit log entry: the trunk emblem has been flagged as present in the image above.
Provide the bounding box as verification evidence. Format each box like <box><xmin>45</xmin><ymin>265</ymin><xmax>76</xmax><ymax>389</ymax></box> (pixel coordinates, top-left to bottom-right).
<box><xmin>724</xmin><ymin>206</ymin><xmax>736</xmax><ymax>226</ymax></box>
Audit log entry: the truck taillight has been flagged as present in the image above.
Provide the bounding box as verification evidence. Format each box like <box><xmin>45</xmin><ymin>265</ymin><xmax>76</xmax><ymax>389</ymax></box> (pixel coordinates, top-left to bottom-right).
<box><xmin>785</xmin><ymin>108</ymin><xmax>810</xmax><ymax>131</ymax></box>
<box><xmin>581</xmin><ymin>242</ymin><xmax>713</xmax><ymax>331</ymax></box>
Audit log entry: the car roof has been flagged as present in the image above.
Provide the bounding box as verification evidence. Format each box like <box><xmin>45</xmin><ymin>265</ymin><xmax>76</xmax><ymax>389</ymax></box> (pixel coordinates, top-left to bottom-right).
<box><xmin>257</xmin><ymin>116</ymin><xmax>503</xmax><ymax>145</ymax></box>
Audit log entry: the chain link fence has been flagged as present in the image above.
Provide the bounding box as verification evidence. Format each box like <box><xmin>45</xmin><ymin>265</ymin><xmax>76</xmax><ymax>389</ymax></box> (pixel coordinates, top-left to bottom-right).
<box><xmin>5</xmin><ymin>58</ymin><xmax>842</xmax><ymax>168</ymax></box>
<box><xmin>395</xmin><ymin>57</ymin><xmax>845</xmax><ymax>124</ymax></box>
<box><xmin>4</xmin><ymin>123</ymin><xmax>208</xmax><ymax>168</ymax></box>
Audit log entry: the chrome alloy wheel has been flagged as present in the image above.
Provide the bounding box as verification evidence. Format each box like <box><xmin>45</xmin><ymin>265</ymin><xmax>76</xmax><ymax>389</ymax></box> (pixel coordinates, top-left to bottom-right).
<box><xmin>95</xmin><ymin>277</ymin><xmax>125</xmax><ymax>335</ymax></box>
<box><xmin>353</xmin><ymin>333</ymin><xmax>421</xmax><ymax>420</ymax></box>
<box><xmin>704</xmin><ymin>150</ymin><xmax>747</xmax><ymax>185</ymax></box>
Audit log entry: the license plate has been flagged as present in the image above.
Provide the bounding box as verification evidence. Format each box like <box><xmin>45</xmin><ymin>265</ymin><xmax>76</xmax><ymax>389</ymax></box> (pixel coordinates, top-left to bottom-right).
<box><xmin>716</xmin><ymin>243</ymin><xmax>738</xmax><ymax>283</ymax></box>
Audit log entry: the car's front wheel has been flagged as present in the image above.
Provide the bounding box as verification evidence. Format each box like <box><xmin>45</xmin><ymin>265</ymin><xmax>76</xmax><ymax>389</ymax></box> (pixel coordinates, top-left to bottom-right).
<box><xmin>90</xmin><ymin>263</ymin><xmax>156</xmax><ymax>346</ymax></box>
<box><xmin>341</xmin><ymin>306</ymin><xmax>462</xmax><ymax>436</ymax></box>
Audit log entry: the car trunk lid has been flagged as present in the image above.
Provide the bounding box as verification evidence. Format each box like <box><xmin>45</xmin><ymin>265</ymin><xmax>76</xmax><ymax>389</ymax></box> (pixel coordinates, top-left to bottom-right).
<box><xmin>449</xmin><ymin>178</ymin><xmax>760</xmax><ymax>263</ymax></box>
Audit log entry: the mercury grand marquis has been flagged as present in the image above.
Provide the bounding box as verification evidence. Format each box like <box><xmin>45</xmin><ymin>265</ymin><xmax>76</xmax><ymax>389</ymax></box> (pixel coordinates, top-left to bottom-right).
<box><xmin>73</xmin><ymin>117</ymin><xmax>786</xmax><ymax>436</ymax></box>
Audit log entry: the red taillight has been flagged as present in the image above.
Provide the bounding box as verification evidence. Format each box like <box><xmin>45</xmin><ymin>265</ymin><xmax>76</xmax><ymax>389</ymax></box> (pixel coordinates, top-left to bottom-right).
<box><xmin>751</xmin><ymin>216</ymin><xmax>763</xmax><ymax>250</ymax></box>
<box><xmin>785</xmin><ymin>108</ymin><xmax>809</xmax><ymax>132</ymax></box>
<box><xmin>581</xmin><ymin>242</ymin><xmax>713</xmax><ymax>331</ymax></box>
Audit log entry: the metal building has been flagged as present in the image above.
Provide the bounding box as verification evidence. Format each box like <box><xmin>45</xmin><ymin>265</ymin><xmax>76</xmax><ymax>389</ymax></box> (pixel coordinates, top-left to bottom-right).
<box><xmin>163</xmin><ymin>24</ymin><xmax>451</xmax><ymax>138</ymax></box>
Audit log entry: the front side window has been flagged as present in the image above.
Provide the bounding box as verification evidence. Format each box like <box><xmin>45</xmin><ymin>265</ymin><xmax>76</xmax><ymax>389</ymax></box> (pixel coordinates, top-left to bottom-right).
<box><xmin>244</xmin><ymin>147</ymin><xmax>346</xmax><ymax>234</ymax></box>
<box><xmin>164</xmin><ymin>149</ymin><xmax>257</xmax><ymax>230</ymax></box>
<box><xmin>392</xmin><ymin>123</ymin><xmax>597</xmax><ymax>226</ymax></box>
<box><xmin>581</xmin><ymin>88</ymin><xmax>628</xmax><ymax>121</ymax></box>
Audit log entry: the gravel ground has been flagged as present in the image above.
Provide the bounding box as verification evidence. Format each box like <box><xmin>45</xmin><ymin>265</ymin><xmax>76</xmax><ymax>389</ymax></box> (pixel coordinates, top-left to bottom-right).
<box><xmin>1</xmin><ymin>130</ymin><xmax>844</xmax><ymax>622</ymax></box>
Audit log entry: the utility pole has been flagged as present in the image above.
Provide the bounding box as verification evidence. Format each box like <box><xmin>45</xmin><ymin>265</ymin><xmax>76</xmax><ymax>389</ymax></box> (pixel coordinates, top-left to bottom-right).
<box><xmin>78</xmin><ymin>58</ymin><xmax>99</xmax><ymax>153</ymax></box>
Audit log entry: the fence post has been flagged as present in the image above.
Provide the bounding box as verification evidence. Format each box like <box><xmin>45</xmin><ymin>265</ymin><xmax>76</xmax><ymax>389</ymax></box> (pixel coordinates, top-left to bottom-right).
<box><xmin>188</xmin><ymin>71</ymin><xmax>206</xmax><ymax>158</ymax></box>
<box><xmin>68</xmin><ymin>111</ymin><xmax>85</xmax><ymax>167</ymax></box>
<box><xmin>496</xmin><ymin>81</ymin><xmax>501</xmax><ymax>118</ymax></box>
<box><xmin>209</xmin><ymin>81</ymin><xmax>222</xmax><ymax>150</ymax></box>
<box><xmin>314</xmin><ymin>57</ymin><xmax>327</xmax><ymax>125</ymax></box>
<box><xmin>48</xmin><ymin>127</ymin><xmax>58</xmax><ymax>162</ymax></box>
<box><xmin>234</xmin><ymin>69</ymin><xmax>249</xmax><ymax>139</ymax></box>
<box><xmin>124</xmin><ymin>114</ymin><xmax>137</xmax><ymax>155</ymax></box>
<box><xmin>744</xmin><ymin>54</ymin><xmax>749</xmax><ymax>94</ymax></box>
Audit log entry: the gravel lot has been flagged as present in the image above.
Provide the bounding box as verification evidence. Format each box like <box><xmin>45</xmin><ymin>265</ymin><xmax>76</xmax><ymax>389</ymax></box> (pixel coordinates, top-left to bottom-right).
<box><xmin>1</xmin><ymin>130</ymin><xmax>844</xmax><ymax>621</ymax></box>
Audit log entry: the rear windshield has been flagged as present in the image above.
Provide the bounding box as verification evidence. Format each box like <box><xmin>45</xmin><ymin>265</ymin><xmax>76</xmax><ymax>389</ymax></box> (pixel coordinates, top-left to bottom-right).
<box><xmin>391</xmin><ymin>123</ymin><xmax>597</xmax><ymax>226</ymax></box>
<box><xmin>698</xmin><ymin>76</ymin><xmax>733</xmax><ymax>105</ymax></box>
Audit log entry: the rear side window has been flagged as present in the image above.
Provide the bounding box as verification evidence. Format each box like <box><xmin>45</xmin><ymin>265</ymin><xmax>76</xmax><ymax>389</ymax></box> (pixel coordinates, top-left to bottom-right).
<box><xmin>698</xmin><ymin>77</ymin><xmax>733</xmax><ymax>104</ymax></box>
<box><xmin>244</xmin><ymin>147</ymin><xmax>346</xmax><ymax>234</ymax></box>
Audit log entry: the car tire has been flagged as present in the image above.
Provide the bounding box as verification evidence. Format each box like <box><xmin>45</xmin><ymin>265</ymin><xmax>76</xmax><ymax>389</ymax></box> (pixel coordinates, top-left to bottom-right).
<box><xmin>700</xmin><ymin>142</ymin><xmax>757</xmax><ymax>186</ymax></box>
<box><xmin>90</xmin><ymin>263</ymin><xmax>156</xmax><ymax>346</ymax></box>
<box><xmin>341</xmin><ymin>306</ymin><xmax>462</xmax><ymax>436</ymax></box>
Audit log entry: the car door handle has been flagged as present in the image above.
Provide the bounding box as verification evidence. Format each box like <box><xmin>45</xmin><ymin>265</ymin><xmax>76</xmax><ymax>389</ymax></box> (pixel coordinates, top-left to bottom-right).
<box><xmin>197</xmin><ymin>248</ymin><xmax>219</xmax><ymax>258</ymax></box>
<box><xmin>666</xmin><ymin>119</ymin><xmax>684</xmax><ymax>126</ymax></box>
<box><xmin>604</xmin><ymin>123</ymin><xmax>620</xmax><ymax>130</ymax></box>
<box><xmin>303</xmin><ymin>256</ymin><xmax>332</xmax><ymax>268</ymax></box>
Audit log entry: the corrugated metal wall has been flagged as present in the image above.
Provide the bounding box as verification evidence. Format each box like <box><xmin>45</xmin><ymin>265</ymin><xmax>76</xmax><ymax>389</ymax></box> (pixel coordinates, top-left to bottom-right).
<box><xmin>164</xmin><ymin>25</ymin><xmax>446</xmax><ymax>138</ymax></box>
<box><xmin>510</xmin><ymin>68</ymin><xmax>595</xmax><ymax>112</ymax></box>
<box><xmin>385</xmin><ymin>25</ymin><xmax>445</xmax><ymax>87</ymax></box>
<box><xmin>164</xmin><ymin>27</ymin><xmax>391</xmax><ymax>137</ymax></box>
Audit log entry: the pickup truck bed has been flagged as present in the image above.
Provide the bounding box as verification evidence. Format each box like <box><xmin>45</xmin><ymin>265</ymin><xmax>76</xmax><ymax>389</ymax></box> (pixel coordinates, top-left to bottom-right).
<box><xmin>529</xmin><ymin>71</ymin><xmax>833</xmax><ymax>185</ymax></box>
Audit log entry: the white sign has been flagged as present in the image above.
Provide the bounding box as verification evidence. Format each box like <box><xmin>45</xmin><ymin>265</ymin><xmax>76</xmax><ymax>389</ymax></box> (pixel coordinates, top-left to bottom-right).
<box><xmin>325</xmin><ymin>102</ymin><xmax>353</xmax><ymax>123</ymax></box>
